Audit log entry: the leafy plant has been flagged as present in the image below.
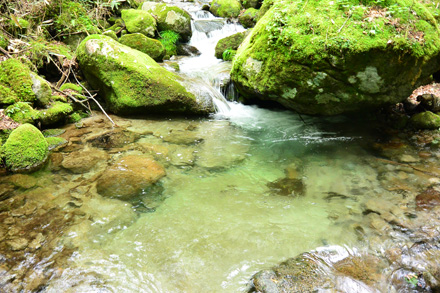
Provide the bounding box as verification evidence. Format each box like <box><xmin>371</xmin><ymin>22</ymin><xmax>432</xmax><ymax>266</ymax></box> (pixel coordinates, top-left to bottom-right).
<box><xmin>159</xmin><ymin>30</ymin><xmax>180</xmax><ymax>57</ymax></box>
<box><xmin>222</xmin><ymin>49</ymin><xmax>236</xmax><ymax>61</ymax></box>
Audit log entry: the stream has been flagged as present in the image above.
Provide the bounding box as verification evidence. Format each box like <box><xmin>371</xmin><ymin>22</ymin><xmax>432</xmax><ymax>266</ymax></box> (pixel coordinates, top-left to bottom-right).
<box><xmin>2</xmin><ymin>1</ymin><xmax>440</xmax><ymax>292</ymax></box>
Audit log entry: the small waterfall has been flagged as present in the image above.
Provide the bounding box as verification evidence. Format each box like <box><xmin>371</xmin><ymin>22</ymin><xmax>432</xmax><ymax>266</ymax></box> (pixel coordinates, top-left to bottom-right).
<box><xmin>173</xmin><ymin>6</ymin><xmax>245</xmax><ymax>116</ymax></box>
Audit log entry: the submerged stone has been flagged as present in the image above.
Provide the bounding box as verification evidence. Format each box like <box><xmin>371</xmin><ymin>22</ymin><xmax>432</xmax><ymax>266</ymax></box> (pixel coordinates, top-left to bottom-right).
<box><xmin>86</xmin><ymin>128</ymin><xmax>141</xmax><ymax>149</ymax></box>
<box><xmin>61</xmin><ymin>148</ymin><xmax>108</xmax><ymax>174</ymax></box>
<box><xmin>416</xmin><ymin>188</ymin><xmax>440</xmax><ymax>210</ymax></box>
<box><xmin>231</xmin><ymin>0</ymin><xmax>440</xmax><ymax>115</ymax></box>
<box><xmin>77</xmin><ymin>35</ymin><xmax>213</xmax><ymax>115</ymax></box>
<box><xmin>267</xmin><ymin>177</ymin><xmax>305</xmax><ymax>196</ymax></box>
<box><xmin>97</xmin><ymin>155</ymin><xmax>166</xmax><ymax>200</ymax></box>
<box><xmin>1</xmin><ymin>124</ymin><xmax>48</xmax><ymax>173</ymax></box>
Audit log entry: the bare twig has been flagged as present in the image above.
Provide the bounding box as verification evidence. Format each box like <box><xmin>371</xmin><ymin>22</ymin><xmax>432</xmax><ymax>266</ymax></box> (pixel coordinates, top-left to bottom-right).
<box><xmin>337</xmin><ymin>13</ymin><xmax>352</xmax><ymax>33</ymax></box>
<box><xmin>0</xmin><ymin>46</ymin><xmax>11</xmax><ymax>58</ymax></box>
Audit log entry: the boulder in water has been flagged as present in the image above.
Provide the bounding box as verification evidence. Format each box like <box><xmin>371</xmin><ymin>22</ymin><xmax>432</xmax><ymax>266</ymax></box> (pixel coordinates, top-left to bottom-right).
<box><xmin>210</xmin><ymin>0</ymin><xmax>242</xmax><ymax>18</ymax></box>
<box><xmin>231</xmin><ymin>0</ymin><xmax>440</xmax><ymax>115</ymax></box>
<box><xmin>1</xmin><ymin>124</ymin><xmax>48</xmax><ymax>173</ymax></box>
<box><xmin>77</xmin><ymin>35</ymin><xmax>214</xmax><ymax>115</ymax></box>
<box><xmin>97</xmin><ymin>155</ymin><xmax>166</xmax><ymax>200</ymax></box>
<box><xmin>141</xmin><ymin>2</ymin><xmax>192</xmax><ymax>42</ymax></box>
<box><xmin>215</xmin><ymin>31</ymin><xmax>248</xmax><ymax>59</ymax></box>
<box><xmin>119</xmin><ymin>33</ymin><xmax>166</xmax><ymax>61</ymax></box>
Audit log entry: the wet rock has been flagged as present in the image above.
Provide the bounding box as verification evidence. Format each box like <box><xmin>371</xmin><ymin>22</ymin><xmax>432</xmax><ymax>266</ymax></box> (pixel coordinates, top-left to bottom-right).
<box><xmin>410</xmin><ymin>111</ymin><xmax>440</xmax><ymax>130</ymax></box>
<box><xmin>267</xmin><ymin>177</ymin><xmax>305</xmax><ymax>196</ymax></box>
<box><xmin>250</xmin><ymin>253</ymin><xmax>334</xmax><ymax>292</ymax></box>
<box><xmin>416</xmin><ymin>188</ymin><xmax>440</xmax><ymax>210</ymax></box>
<box><xmin>398</xmin><ymin>154</ymin><xmax>419</xmax><ymax>163</ymax></box>
<box><xmin>161</xmin><ymin>130</ymin><xmax>203</xmax><ymax>145</ymax></box>
<box><xmin>10</xmin><ymin>203</ymin><xmax>37</xmax><ymax>217</ymax></box>
<box><xmin>333</xmin><ymin>255</ymin><xmax>385</xmax><ymax>286</ymax></box>
<box><xmin>61</xmin><ymin>148</ymin><xmax>108</xmax><ymax>174</ymax></box>
<box><xmin>4</xmin><ymin>217</ymin><xmax>15</xmax><ymax>225</ymax></box>
<box><xmin>48</xmin><ymin>153</ymin><xmax>64</xmax><ymax>171</ymax></box>
<box><xmin>97</xmin><ymin>155</ymin><xmax>166</xmax><ymax>200</ymax></box>
<box><xmin>86</xmin><ymin>129</ymin><xmax>141</xmax><ymax>149</ymax></box>
<box><xmin>169</xmin><ymin>147</ymin><xmax>195</xmax><ymax>166</ymax></box>
<box><xmin>177</xmin><ymin>44</ymin><xmax>201</xmax><ymax>57</ymax></box>
<box><xmin>8</xmin><ymin>174</ymin><xmax>37</xmax><ymax>189</ymax></box>
<box><xmin>0</xmin><ymin>183</ymin><xmax>15</xmax><ymax>201</ymax></box>
<box><xmin>28</xmin><ymin>233</ymin><xmax>45</xmax><ymax>251</ymax></box>
<box><xmin>7</xmin><ymin>238</ymin><xmax>28</xmax><ymax>251</ymax></box>
<box><xmin>24</xmin><ymin>270</ymin><xmax>47</xmax><ymax>292</ymax></box>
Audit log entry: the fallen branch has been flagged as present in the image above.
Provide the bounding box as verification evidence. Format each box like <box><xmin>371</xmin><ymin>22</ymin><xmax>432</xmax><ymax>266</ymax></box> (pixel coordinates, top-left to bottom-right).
<box><xmin>0</xmin><ymin>46</ymin><xmax>11</xmax><ymax>58</ymax></box>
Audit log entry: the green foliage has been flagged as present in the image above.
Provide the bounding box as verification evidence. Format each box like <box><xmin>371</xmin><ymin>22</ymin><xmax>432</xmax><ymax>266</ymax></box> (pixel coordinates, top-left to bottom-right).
<box><xmin>222</xmin><ymin>49</ymin><xmax>237</xmax><ymax>61</ymax></box>
<box><xmin>159</xmin><ymin>30</ymin><xmax>180</xmax><ymax>57</ymax></box>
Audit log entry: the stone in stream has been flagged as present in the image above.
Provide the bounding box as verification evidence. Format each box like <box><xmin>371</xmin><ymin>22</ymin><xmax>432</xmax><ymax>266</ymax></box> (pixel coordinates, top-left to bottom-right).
<box><xmin>86</xmin><ymin>128</ymin><xmax>141</xmax><ymax>149</ymax></box>
<box><xmin>209</xmin><ymin>0</ymin><xmax>242</xmax><ymax>18</ymax></box>
<box><xmin>77</xmin><ymin>35</ymin><xmax>214</xmax><ymax>115</ymax></box>
<box><xmin>97</xmin><ymin>155</ymin><xmax>166</xmax><ymax>200</ymax></box>
<box><xmin>231</xmin><ymin>0</ymin><xmax>440</xmax><ymax>115</ymax></box>
<box><xmin>215</xmin><ymin>31</ymin><xmax>248</xmax><ymax>59</ymax></box>
<box><xmin>141</xmin><ymin>2</ymin><xmax>192</xmax><ymax>42</ymax></box>
<box><xmin>267</xmin><ymin>177</ymin><xmax>306</xmax><ymax>197</ymax></box>
<box><xmin>416</xmin><ymin>188</ymin><xmax>440</xmax><ymax>210</ymax></box>
<box><xmin>119</xmin><ymin>33</ymin><xmax>166</xmax><ymax>62</ymax></box>
<box><xmin>61</xmin><ymin>148</ymin><xmax>109</xmax><ymax>174</ymax></box>
<box><xmin>409</xmin><ymin>111</ymin><xmax>440</xmax><ymax>130</ymax></box>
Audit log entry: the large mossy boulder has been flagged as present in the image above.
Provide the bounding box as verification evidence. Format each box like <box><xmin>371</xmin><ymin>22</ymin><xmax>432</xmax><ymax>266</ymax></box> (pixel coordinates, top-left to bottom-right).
<box><xmin>210</xmin><ymin>0</ymin><xmax>242</xmax><ymax>18</ymax></box>
<box><xmin>231</xmin><ymin>0</ymin><xmax>440</xmax><ymax>115</ymax></box>
<box><xmin>121</xmin><ymin>9</ymin><xmax>156</xmax><ymax>37</ymax></box>
<box><xmin>77</xmin><ymin>35</ymin><xmax>213</xmax><ymax>115</ymax></box>
<box><xmin>410</xmin><ymin>111</ymin><xmax>440</xmax><ymax>129</ymax></box>
<box><xmin>215</xmin><ymin>31</ymin><xmax>248</xmax><ymax>59</ymax></box>
<box><xmin>1</xmin><ymin>124</ymin><xmax>49</xmax><ymax>173</ymax></box>
<box><xmin>0</xmin><ymin>59</ymin><xmax>51</xmax><ymax>106</ymax></box>
<box><xmin>96</xmin><ymin>155</ymin><xmax>166</xmax><ymax>200</ymax></box>
<box><xmin>119</xmin><ymin>33</ymin><xmax>166</xmax><ymax>61</ymax></box>
<box><xmin>141</xmin><ymin>2</ymin><xmax>192</xmax><ymax>42</ymax></box>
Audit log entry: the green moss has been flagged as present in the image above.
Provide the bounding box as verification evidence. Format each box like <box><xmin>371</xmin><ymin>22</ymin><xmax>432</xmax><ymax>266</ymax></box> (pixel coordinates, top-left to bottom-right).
<box><xmin>0</xmin><ymin>59</ymin><xmax>36</xmax><ymax>105</ymax></box>
<box><xmin>0</xmin><ymin>33</ymin><xmax>9</xmax><ymax>49</ymax></box>
<box><xmin>223</xmin><ymin>49</ymin><xmax>237</xmax><ymax>61</ymax></box>
<box><xmin>1</xmin><ymin>124</ymin><xmax>49</xmax><ymax>172</ymax></box>
<box><xmin>108</xmin><ymin>19</ymin><xmax>125</xmax><ymax>32</ymax></box>
<box><xmin>210</xmin><ymin>0</ymin><xmax>242</xmax><ymax>18</ymax></box>
<box><xmin>42</xmin><ymin>128</ymin><xmax>66</xmax><ymax>137</ymax></box>
<box><xmin>39</xmin><ymin>101</ymin><xmax>74</xmax><ymax>126</ymax></box>
<box><xmin>215</xmin><ymin>31</ymin><xmax>247</xmax><ymax>59</ymax></box>
<box><xmin>140</xmin><ymin>3</ymin><xmax>192</xmax><ymax>42</ymax></box>
<box><xmin>103</xmin><ymin>30</ymin><xmax>118</xmax><ymax>40</ymax></box>
<box><xmin>60</xmin><ymin>83</ymin><xmax>83</xmax><ymax>93</ymax></box>
<box><xmin>159</xmin><ymin>30</ymin><xmax>180</xmax><ymax>57</ymax></box>
<box><xmin>46</xmin><ymin>136</ymin><xmax>68</xmax><ymax>150</ymax></box>
<box><xmin>119</xmin><ymin>33</ymin><xmax>166</xmax><ymax>61</ymax></box>
<box><xmin>67</xmin><ymin>111</ymin><xmax>86</xmax><ymax>123</ymax></box>
<box><xmin>410</xmin><ymin>111</ymin><xmax>440</xmax><ymax>129</ymax></box>
<box><xmin>121</xmin><ymin>9</ymin><xmax>156</xmax><ymax>37</ymax></box>
<box><xmin>5</xmin><ymin>102</ymin><xmax>40</xmax><ymax>124</ymax></box>
<box><xmin>239</xmin><ymin>8</ymin><xmax>259</xmax><ymax>28</ymax></box>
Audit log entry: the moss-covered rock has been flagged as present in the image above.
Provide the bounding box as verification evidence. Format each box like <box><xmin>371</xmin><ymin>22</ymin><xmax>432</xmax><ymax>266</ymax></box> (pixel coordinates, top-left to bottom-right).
<box><xmin>46</xmin><ymin>136</ymin><xmax>68</xmax><ymax>150</ymax></box>
<box><xmin>241</xmin><ymin>0</ymin><xmax>262</xmax><ymax>9</ymax></box>
<box><xmin>5</xmin><ymin>102</ymin><xmax>40</xmax><ymax>124</ymax></box>
<box><xmin>1</xmin><ymin>124</ymin><xmax>49</xmax><ymax>173</ymax></box>
<box><xmin>39</xmin><ymin>101</ymin><xmax>74</xmax><ymax>126</ymax></box>
<box><xmin>141</xmin><ymin>2</ymin><xmax>192</xmax><ymax>42</ymax></box>
<box><xmin>119</xmin><ymin>33</ymin><xmax>166</xmax><ymax>61</ymax></box>
<box><xmin>102</xmin><ymin>30</ymin><xmax>118</xmax><ymax>40</ymax></box>
<box><xmin>215</xmin><ymin>31</ymin><xmax>248</xmax><ymax>59</ymax></box>
<box><xmin>410</xmin><ymin>111</ymin><xmax>440</xmax><ymax>129</ymax></box>
<box><xmin>210</xmin><ymin>0</ymin><xmax>242</xmax><ymax>18</ymax></box>
<box><xmin>121</xmin><ymin>9</ymin><xmax>156</xmax><ymax>37</ymax></box>
<box><xmin>30</xmin><ymin>72</ymin><xmax>52</xmax><ymax>107</ymax></box>
<box><xmin>0</xmin><ymin>59</ymin><xmax>36</xmax><ymax>105</ymax></box>
<box><xmin>231</xmin><ymin>0</ymin><xmax>440</xmax><ymax>115</ymax></box>
<box><xmin>77</xmin><ymin>35</ymin><xmax>214</xmax><ymax>115</ymax></box>
<box><xmin>239</xmin><ymin>8</ymin><xmax>258</xmax><ymax>28</ymax></box>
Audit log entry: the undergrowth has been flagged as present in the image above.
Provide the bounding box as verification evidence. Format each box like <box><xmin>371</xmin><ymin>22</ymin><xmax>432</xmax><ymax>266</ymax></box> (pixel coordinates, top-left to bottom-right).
<box><xmin>159</xmin><ymin>30</ymin><xmax>180</xmax><ymax>57</ymax></box>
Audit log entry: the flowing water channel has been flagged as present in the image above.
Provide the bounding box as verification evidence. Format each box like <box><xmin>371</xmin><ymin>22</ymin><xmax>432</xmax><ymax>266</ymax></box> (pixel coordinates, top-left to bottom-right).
<box><xmin>2</xmin><ymin>1</ymin><xmax>440</xmax><ymax>292</ymax></box>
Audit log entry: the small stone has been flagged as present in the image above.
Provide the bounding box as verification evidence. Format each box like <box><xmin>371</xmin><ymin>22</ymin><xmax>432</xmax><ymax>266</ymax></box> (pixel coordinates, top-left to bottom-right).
<box><xmin>416</xmin><ymin>188</ymin><xmax>440</xmax><ymax>210</ymax></box>
<box><xmin>28</xmin><ymin>233</ymin><xmax>45</xmax><ymax>250</ymax></box>
<box><xmin>9</xmin><ymin>174</ymin><xmax>37</xmax><ymax>189</ymax></box>
<box><xmin>7</xmin><ymin>238</ymin><xmax>28</xmax><ymax>251</ymax></box>
<box><xmin>399</xmin><ymin>154</ymin><xmax>419</xmax><ymax>163</ymax></box>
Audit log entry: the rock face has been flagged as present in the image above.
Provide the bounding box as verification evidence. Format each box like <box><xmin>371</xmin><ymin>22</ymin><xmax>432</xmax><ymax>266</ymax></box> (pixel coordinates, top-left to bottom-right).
<box><xmin>141</xmin><ymin>2</ymin><xmax>192</xmax><ymax>42</ymax></box>
<box><xmin>210</xmin><ymin>0</ymin><xmax>242</xmax><ymax>18</ymax></box>
<box><xmin>77</xmin><ymin>35</ymin><xmax>214</xmax><ymax>115</ymax></box>
<box><xmin>96</xmin><ymin>155</ymin><xmax>166</xmax><ymax>200</ymax></box>
<box><xmin>231</xmin><ymin>0</ymin><xmax>440</xmax><ymax>115</ymax></box>
<box><xmin>119</xmin><ymin>33</ymin><xmax>166</xmax><ymax>61</ymax></box>
<box><xmin>1</xmin><ymin>124</ymin><xmax>48</xmax><ymax>172</ymax></box>
<box><xmin>121</xmin><ymin>9</ymin><xmax>156</xmax><ymax>37</ymax></box>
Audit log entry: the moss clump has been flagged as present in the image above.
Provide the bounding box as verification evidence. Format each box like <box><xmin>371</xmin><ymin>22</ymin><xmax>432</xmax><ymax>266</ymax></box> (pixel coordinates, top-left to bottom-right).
<box><xmin>222</xmin><ymin>49</ymin><xmax>237</xmax><ymax>61</ymax></box>
<box><xmin>46</xmin><ymin>136</ymin><xmax>68</xmax><ymax>150</ymax></box>
<box><xmin>239</xmin><ymin>8</ymin><xmax>259</xmax><ymax>28</ymax></box>
<box><xmin>141</xmin><ymin>2</ymin><xmax>192</xmax><ymax>42</ymax></box>
<box><xmin>103</xmin><ymin>30</ymin><xmax>118</xmax><ymax>40</ymax></box>
<box><xmin>119</xmin><ymin>33</ymin><xmax>166</xmax><ymax>61</ymax></box>
<box><xmin>410</xmin><ymin>111</ymin><xmax>440</xmax><ymax>129</ymax></box>
<box><xmin>76</xmin><ymin>34</ymin><xmax>213</xmax><ymax>115</ymax></box>
<box><xmin>1</xmin><ymin>124</ymin><xmax>49</xmax><ymax>173</ymax></box>
<box><xmin>39</xmin><ymin>101</ymin><xmax>74</xmax><ymax>126</ymax></box>
<box><xmin>0</xmin><ymin>59</ymin><xmax>36</xmax><ymax>105</ymax></box>
<box><xmin>231</xmin><ymin>0</ymin><xmax>440</xmax><ymax>115</ymax></box>
<box><xmin>5</xmin><ymin>102</ymin><xmax>40</xmax><ymax>124</ymax></box>
<box><xmin>0</xmin><ymin>33</ymin><xmax>9</xmax><ymax>49</ymax></box>
<box><xmin>215</xmin><ymin>31</ymin><xmax>247</xmax><ymax>59</ymax></box>
<box><xmin>60</xmin><ymin>83</ymin><xmax>83</xmax><ymax>94</ymax></box>
<box><xmin>121</xmin><ymin>9</ymin><xmax>156</xmax><ymax>37</ymax></box>
<box><xmin>159</xmin><ymin>30</ymin><xmax>180</xmax><ymax>57</ymax></box>
<box><xmin>210</xmin><ymin>0</ymin><xmax>242</xmax><ymax>18</ymax></box>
